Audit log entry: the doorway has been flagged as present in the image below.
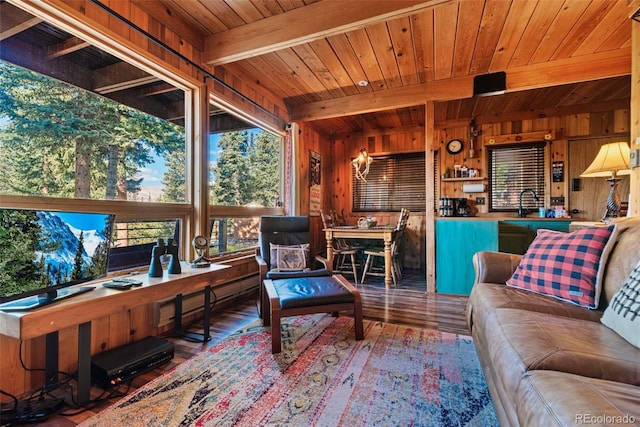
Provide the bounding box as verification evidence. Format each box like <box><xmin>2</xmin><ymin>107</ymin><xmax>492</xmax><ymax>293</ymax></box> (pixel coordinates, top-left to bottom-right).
<box><xmin>569</xmin><ymin>136</ymin><xmax>631</xmax><ymax>221</ymax></box>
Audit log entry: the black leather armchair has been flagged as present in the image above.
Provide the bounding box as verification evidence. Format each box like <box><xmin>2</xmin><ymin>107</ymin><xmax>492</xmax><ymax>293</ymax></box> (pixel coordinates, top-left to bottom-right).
<box><xmin>255</xmin><ymin>216</ymin><xmax>363</xmax><ymax>353</ymax></box>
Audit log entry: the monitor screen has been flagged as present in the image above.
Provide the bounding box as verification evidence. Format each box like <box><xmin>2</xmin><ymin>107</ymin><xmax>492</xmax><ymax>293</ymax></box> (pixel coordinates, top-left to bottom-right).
<box><xmin>0</xmin><ymin>208</ymin><xmax>115</xmax><ymax>309</ymax></box>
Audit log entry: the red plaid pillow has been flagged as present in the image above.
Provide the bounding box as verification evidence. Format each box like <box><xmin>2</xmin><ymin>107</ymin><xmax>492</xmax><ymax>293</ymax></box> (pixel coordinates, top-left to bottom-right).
<box><xmin>506</xmin><ymin>225</ymin><xmax>619</xmax><ymax>308</ymax></box>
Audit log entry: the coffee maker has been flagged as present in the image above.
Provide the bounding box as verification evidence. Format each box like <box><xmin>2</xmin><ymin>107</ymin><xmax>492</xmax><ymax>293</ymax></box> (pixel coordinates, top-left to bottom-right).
<box><xmin>438</xmin><ymin>197</ymin><xmax>472</xmax><ymax>217</ymax></box>
<box><xmin>454</xmin><ymin>198</ymin><xmax>471</xmax><ymax>217</ymax></box>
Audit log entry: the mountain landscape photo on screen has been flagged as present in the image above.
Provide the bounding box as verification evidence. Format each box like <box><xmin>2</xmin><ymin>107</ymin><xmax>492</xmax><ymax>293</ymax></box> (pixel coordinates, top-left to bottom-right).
<box><xmin>0</xmin><ymin>209</ymin><xmax>113</xmax><ymax>300</ymax></box>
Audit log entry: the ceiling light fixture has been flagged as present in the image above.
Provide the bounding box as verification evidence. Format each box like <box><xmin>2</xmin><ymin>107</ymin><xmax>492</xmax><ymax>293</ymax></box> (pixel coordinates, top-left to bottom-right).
<box><xmin>357</xmin><ymin>80</ymin><xmax>369</xmax><ymax>87</ymax></box>
<box><xmin>352</xmin><ymin>148</ymin><xmax>372</xmax><ymax>182</ymax></box>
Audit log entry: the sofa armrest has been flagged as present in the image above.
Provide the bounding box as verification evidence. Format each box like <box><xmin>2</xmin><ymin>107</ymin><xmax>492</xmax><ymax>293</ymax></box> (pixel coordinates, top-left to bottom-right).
<box><xmin>473</xmin><ymin>251</ymin><xmax>522</xmax><ymax>285</ymax></box>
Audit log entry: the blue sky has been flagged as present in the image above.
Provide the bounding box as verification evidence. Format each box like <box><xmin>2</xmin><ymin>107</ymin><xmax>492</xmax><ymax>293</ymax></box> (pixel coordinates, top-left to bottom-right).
<box><xmin>56</xmin><ymin>212</ymin><xmax>112</xmax><ymax>231</ymax></box>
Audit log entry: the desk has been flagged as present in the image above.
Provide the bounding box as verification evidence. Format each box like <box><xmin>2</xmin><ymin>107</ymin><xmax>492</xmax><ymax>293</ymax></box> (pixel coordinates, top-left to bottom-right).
<box><xmin>324</xmin><ymin>226</ymin><xmax>396</xmax><ymax>289</ymax></box>
<box><xmin>0</xmin><ymin>262</ymin><xmax>230</xmax><ymax>405</ymax></box>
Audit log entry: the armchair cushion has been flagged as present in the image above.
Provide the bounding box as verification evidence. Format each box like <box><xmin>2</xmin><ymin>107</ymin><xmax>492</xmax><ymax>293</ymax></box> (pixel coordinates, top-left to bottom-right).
<box><xmin>271</xmin><ymin>276</ymin><xmax>355</xmax><ymax>309</ymax></box>
<box><xmin>506</xmin><ymin>225</ymin><xmax>618</xmax><ymax>309</ymax></box>
<box><xmin>269</xmin><ymin>243</ymin><xmax>311</xmax><ymax>271</ymax></box>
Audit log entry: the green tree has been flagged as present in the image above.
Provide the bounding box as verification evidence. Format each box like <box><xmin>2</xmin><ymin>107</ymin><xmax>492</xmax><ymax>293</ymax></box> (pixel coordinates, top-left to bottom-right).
<box><xmin>0</xmin><ymin>210</ymin><xmax>43</xmax><ymax>296</ymax></box>
<box><xmin>211</xmin><ymin>130</ymin><xmax>250</xmax><ymax>206</ymax></box>
<box><xmin>0</xmin><ymin>61</ymin><xmax>185</xmax><ymax>201</ymax></box>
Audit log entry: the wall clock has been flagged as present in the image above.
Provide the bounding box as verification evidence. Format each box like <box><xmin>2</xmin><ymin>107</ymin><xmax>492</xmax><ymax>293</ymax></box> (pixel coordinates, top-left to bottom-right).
<box><xmin>446</xmin><ymin>139</ymin><xmax>463</xmax><ymax>155</ymax></box>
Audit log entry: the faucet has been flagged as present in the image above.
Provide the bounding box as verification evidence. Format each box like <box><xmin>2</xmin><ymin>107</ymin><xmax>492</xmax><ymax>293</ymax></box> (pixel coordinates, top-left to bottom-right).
<box><xmin>518</xmin><ymin>189</ymin><xmax>539</xmax><ymax>218</ymax></box>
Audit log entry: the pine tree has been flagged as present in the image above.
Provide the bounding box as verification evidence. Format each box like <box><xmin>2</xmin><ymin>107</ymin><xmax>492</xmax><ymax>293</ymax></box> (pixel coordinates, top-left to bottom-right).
<box><xmin>71</xmin><ymin>231</ymin><xmax>86</xmax><ymax>281</ymax></box>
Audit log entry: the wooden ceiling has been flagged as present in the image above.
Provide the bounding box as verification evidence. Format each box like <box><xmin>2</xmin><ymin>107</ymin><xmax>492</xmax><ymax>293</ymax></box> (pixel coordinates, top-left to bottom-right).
<box><xmin>140</xmin><ymin>0</ymin><xmax>636</xmax><ymax>135</ymax></box>
<box><xmin>2</xmin><ymin>0</ymin><xmax>637</xmax><ymax>136</ymax></box>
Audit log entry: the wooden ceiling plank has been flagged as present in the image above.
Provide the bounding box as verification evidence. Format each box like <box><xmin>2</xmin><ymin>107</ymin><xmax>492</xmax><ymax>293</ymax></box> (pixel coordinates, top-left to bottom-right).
<box><xmin>489</xmin><ymin>0</ymin><xmax>536</xmax><ymax>71</ymax></box>
<box><xmin>433</xmin><ymin>1</ymin><xmax>458</xmax><ymax>80</ymax></box>
<box><xmin>274</xmin><ymin>47</ymin><xmax>334</xmax><ymax>99</ymax></box>
<box><xmin>224</xmin><ymin>0</ymin><xmax>266</xmax><ymax>24</ymax></box>
<box><xmin>451</xmin><ymin>0</ymin><xmax>483</xmax><ymax>78</ymax></box>
<box><xmin>387</xmin><ymin>16</ymin><xmax>419</xmax><ymax>86</ymax></box>
<box><xmin>412</xmin><ymin>10</ymin><xmax>435</xmax><ymax>83</ymax></box>
<box><xmin>366</xmin><ymin>21</ymin><xmax>404</xmax><ymax>89</ymax></box>
<box><xmin>131</xmin><ymin>0</ymin><xmax>206</xmax><ymax>48</ymax></box>
<box><xmin>326</xmin><ymin>33</ymin><xmax>373</xmax><ymax>95</ymax></box>
<box><xmin>507</xmin><ymin>1</ymin><xmax>563</xmax><ymax>69</ymax></box>
<box><xmin>200</xmin><ymin>0</ymin><xmax>246</xmax><ymax>30</ymax></box>
<box><xmin>572</xmin><ymin>1</ymin><xmax>635</xmax><ymax>56</ymax></box>
<box><xmin>549</xmin><ymin>0</ymin><xmax>617</xmax><ymax>60</ymax></box>
<box><xmin>528</xmin><ymin>0</ymin><xmax>590</xmax><ymax>64</ymax></box>
<box><xmin>598</xmin><ymin>20</ymin><xmax>633</xmax><ymax>52</ymax></box>
<box><xmin>293</xmin><ymin>47</ymin><xmax>630</xmax><ymax>122</ymax></box>
<box><xmin>203</xmin><ymin>0</ymin><xmax>451</xmax><ymax>65</ymax></box>
<box><xmin>344</xmin><ymin>28</ymin><xmax>388</xmax><ymax>91</ymax></box>
<box><xmin>292</xmin><ymin>42</ymin><xmax>350</xmax><ymax>98</ymax></box>
<box><xmin>308</xmin><ymin>38</ymin><xmax>361</xmax><ymax>97</ymax></box>
<box><xmin>469</xmin><ymin>0</ymin><xmax>511</xmax><ymax>75</ymax></box>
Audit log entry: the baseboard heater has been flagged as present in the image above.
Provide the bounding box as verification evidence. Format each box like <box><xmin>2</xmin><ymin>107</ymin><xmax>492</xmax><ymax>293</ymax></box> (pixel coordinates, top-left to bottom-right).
<box><xmin>152</xmin><ymin>274</ymin><xmax>259</xmax><ymax>327</ymax></box>
<box><xmin>91</xmin><ymin>336</ymin><xmax>174</xmax><ymax>389</ymax></box>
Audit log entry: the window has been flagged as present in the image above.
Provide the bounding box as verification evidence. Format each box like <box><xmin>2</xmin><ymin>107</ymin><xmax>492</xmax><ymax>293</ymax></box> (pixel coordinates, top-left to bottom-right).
<box><xmin>0</xmin><ymin>4</ymin><xmax>195</xmax><ymax>269</ymax></box>
<box><xmin>207</xmin><ymin>108</ymin><xmax>284</xmax><ymax>256</ymax></box>
<box><xmin>353</xmin><ymin>152</ymin><xmax>425</xmax><ymax>212</ymax></box>
<box><xmin>488</xmin><ymin>143</ymin><xmax>546</xmax><ymax>211</ymax></box>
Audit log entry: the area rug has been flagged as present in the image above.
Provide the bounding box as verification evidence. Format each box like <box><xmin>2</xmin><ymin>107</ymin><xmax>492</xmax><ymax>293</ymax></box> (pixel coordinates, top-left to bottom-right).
<box><xmin>81</xmin><ymin>315</ymin><xmax>497</xmax><ymax>427</ymax></box>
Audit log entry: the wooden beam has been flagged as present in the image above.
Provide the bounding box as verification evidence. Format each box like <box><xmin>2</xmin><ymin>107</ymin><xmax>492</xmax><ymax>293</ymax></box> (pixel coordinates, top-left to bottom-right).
<box><xmin>93</xmin><ymin>62</ymin><xmax>160</xmax><ymax>94</ymax></box>
<box><xmin>0</xmin><ymin>2</ymin><xmax>41</xmax><ymax>41</ymax></box>
<box><xmin>292</xmin><ymin>48</ymin><xmax>631</xmax><ymax>122</ymax></box>
<box><xmin>46</xmin><ymin>36</ymin><xmax>90</xmax><ymax>59</ymax></box>
<box><xmin>203</xmin><ymin>0</ymin><xmax>450</xmax><ymax>65</ymax></box>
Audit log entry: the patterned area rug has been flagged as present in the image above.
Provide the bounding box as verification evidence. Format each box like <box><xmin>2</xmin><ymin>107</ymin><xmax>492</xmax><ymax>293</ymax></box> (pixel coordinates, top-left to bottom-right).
<box><xmin>81</xmin><ymin>315</ymin><xmax>497</xmax><ymax>427</ymax></box>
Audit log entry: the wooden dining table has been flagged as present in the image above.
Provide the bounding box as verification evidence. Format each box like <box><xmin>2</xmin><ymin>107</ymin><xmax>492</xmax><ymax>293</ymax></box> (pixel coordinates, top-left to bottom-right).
<box><xmin>324</xmin><ymin>225</ymin><xmax>397</xmax><ymax>289</ymax></box>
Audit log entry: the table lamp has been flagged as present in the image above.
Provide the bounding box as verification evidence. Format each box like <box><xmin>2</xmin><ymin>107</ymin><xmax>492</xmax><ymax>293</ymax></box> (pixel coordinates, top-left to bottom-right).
<box><xmin>580</xmin><ymin>142</ymin><xmax>631</xmax><ymax>222</ymax></box>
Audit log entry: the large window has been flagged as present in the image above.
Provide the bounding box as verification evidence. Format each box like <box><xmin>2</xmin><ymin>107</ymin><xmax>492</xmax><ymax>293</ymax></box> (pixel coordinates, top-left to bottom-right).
<box><xmin>488</xmin><ymin>143</ymin><xmax>546</xmax><ymax>211</ymax></box>
<box><xmin>0</xmin><ymin>3</ymin><xmax>195</xmax><ymax>269</ymax></box>
<box><xmin>353</xmin><ymin>152</ymin><xmax>426</xmax><ymax>212</ymax></box>
<box><xmin>207</xmin><ymin>112</ymin><xmax>283</xmax><ymax>256</ymax></box>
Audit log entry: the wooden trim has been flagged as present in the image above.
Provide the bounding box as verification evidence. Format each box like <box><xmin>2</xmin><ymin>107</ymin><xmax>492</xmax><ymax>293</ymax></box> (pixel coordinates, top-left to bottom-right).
<box><xmin>484</xmin><ymin>130</ymin><xmax>555</xmax><ymax>146</ymax></box>
<box><xmin>425</xmin><ymin>102</ymin><xmax>436</xmax><ymax>293</ymax></box>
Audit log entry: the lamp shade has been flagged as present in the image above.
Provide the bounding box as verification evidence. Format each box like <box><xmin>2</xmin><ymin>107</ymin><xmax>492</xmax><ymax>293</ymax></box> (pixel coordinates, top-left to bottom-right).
<box><xmin>580</xmin><ymin>142</ymin><xmax>631</xmax><ymax>178</ymax></box>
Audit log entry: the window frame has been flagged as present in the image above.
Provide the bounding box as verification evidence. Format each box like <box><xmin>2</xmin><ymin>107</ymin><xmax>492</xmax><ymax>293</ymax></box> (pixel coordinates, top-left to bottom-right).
<box><xmin>487</xmin><ymin>142</ymin><xmax>548</xmax><ymax>213</ymax></box>
<box><xmin>352</xmin><ymin>151</ymin><xmax>426</xmax><ymax>213</ymax></box>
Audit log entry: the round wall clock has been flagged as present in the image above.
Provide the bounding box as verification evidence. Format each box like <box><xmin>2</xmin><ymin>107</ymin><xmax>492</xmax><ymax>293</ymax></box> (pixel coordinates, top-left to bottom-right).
<box><xmin>446</xmin><ymin>139</ymin><xmax>463</xmax><ymax>155</ymax></box>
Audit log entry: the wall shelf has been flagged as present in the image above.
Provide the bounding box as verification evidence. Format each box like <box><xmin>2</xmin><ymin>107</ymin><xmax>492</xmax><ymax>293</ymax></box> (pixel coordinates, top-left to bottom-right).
<box><xmin>441</xmin><ymin>177</ymin><xmax>485</xmax><ymax>182</ymax></box>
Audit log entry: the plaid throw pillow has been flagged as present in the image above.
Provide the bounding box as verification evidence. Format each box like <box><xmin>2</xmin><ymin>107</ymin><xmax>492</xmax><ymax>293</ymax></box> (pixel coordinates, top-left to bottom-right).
<box><xmin>601</xmin><ymin>259</ymin><xmax>640</xmax><ymax>348</ymax></box>
<box><xmin>506</xmin><ymin>225</ymin><xmax>618</xmax><ymax>309</ymax></box>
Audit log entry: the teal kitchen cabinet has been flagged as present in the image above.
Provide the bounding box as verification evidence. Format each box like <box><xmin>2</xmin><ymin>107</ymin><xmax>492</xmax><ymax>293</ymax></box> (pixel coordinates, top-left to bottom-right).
<box><xmin>435</xmin><ymin>220</ymin><xmax>499</xmax><ymax>295</ymax></box>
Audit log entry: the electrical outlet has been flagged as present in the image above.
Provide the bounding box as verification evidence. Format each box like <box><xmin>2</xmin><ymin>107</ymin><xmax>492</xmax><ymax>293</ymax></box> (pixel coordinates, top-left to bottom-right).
<box><xmin>550</xmin><ymin>196</ymin><xmax>565</xmax><ymax>206</ymax></box>
<box><xmin>476</xmin><ymin>197</ymin><xmax>485</xmax><ymax>205</ymax></box>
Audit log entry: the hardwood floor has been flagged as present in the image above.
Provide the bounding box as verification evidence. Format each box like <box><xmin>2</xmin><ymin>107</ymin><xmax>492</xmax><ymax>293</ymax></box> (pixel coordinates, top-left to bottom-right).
<box><xmin>26</xmin><ymin>270</ymin><xmax>469</xmax><ymax>425</ymax></box>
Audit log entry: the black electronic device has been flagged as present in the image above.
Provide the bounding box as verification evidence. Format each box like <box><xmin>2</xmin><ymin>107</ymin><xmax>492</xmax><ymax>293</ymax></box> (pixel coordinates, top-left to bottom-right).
<box><xmin>473</xmin><ymin>71</ymin><xmax>506</xmax><ymax>97</ymax></box>
<box><xmin>91</xmin><ymin>336</ymin><xmax>174</xmax><ymax>389</ymax></box>
<box><xmin>0</xmin><ymin>208</ymin><xmax>115</xmax><ymax>312</ymax></box>
<box><xmin>102</xmin><ymin>281</ymin><xmax>133</xmax><ymax>290</ymax></box>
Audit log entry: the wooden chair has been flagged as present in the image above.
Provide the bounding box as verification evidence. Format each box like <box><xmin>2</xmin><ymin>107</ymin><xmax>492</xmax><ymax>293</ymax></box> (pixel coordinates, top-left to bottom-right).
<box><xmin>256</xmin><ymin>215</ymin><xmax>364</xmax><ymax>353</ymax></box>
<box><xmin>360</xmin><ymin>208</ymin><xmax>410</xmax><ymax>285</ymax></box>
<box><xmin>320</xmin><ymin>210</ymin><xmax>361</xmax><ymax>283</ymax></box>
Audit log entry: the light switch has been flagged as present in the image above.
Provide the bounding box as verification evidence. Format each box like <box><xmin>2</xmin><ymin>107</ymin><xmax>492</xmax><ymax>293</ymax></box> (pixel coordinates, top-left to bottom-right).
<box><xmin>630</xmin><ymin>148</ymin><xmax>640</xmax><ymax>168</ymax></box>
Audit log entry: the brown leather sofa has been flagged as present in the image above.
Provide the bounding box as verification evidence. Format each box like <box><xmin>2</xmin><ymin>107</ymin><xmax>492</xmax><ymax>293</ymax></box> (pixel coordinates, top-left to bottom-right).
<box><xmin>466</xmin><ymin>217</ymin><xmax>640</xmax><ymax>426</ymax></box>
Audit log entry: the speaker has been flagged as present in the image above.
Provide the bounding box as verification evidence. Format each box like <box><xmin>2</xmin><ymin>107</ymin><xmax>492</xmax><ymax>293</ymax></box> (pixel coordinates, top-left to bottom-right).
<box><xmin>473</xmin><ymin>72</ymin><xmax>506</xmax><ymax>97</ymax></box>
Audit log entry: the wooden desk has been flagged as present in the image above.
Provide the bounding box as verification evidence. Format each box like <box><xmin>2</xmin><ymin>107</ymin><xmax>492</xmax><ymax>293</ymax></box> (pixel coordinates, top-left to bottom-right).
<box><xmin>324</xmin><ymin>226</ymin><xmax>396</xmax><ymax>289</ymax></box>
<box><xmin>0</xmin><ymin>262</ymin><xmax>230</xmax><ymax>405</ymax></box>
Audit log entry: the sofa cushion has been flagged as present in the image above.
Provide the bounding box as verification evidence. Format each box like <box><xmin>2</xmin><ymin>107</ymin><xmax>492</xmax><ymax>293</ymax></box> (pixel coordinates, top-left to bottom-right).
<box><xmin>506</xmin><ymin>225</ymin><xmax>618</xmax><ymax>308</ymax></box>
<box><xmin>485</xmin><ymin>308</ymin><xmax>640</xmax><ymax>401</ymax></box>
<box><xmin>516</xmin><ymin>370</ymin><xmax>640</xmax><ymax>427</ymax></box>
<box><xmin>603</xmin><ymin>217</ymin><xmax>640</xmax><ymax>303</ymax></box>
<box><xmin>467</xmin><ymin>282</ymin><xmax>603</xmax><ymax>333</ymax></box>
<box><xmin>269</xmin><ymin>243</ymin><xmax>311</xmax><ymax>271</ymax></box>
<box><xmin>601</xmin><ymin>258</ymin><xmax>640</xmax><ymax>349</ymax></box>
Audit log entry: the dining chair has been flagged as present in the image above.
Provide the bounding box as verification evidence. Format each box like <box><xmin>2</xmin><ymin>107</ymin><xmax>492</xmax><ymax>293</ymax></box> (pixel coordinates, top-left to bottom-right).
<box><xmin>321</xmin><ymin>210</ymin><xmax>360</xmax><ymax>283</ymax></box>
<box><xmin>360</xmin><ymin>208</ymin><xmax>410</xmax><ymax>285</ymax></box>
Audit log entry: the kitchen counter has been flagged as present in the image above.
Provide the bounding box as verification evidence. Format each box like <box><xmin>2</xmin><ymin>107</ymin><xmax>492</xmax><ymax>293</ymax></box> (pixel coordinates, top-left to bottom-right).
<box><xmin>435</xmin><ymin>218</ymin><xmax>572</xmax><ymax>295</ymax></box>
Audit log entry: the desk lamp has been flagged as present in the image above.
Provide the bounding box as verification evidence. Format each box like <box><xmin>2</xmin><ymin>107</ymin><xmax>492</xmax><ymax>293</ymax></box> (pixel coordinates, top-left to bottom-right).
<box><xmin>580</xmin><ymin>142</ymin><xmax>631</xmax><ymax>222</ymax></box>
